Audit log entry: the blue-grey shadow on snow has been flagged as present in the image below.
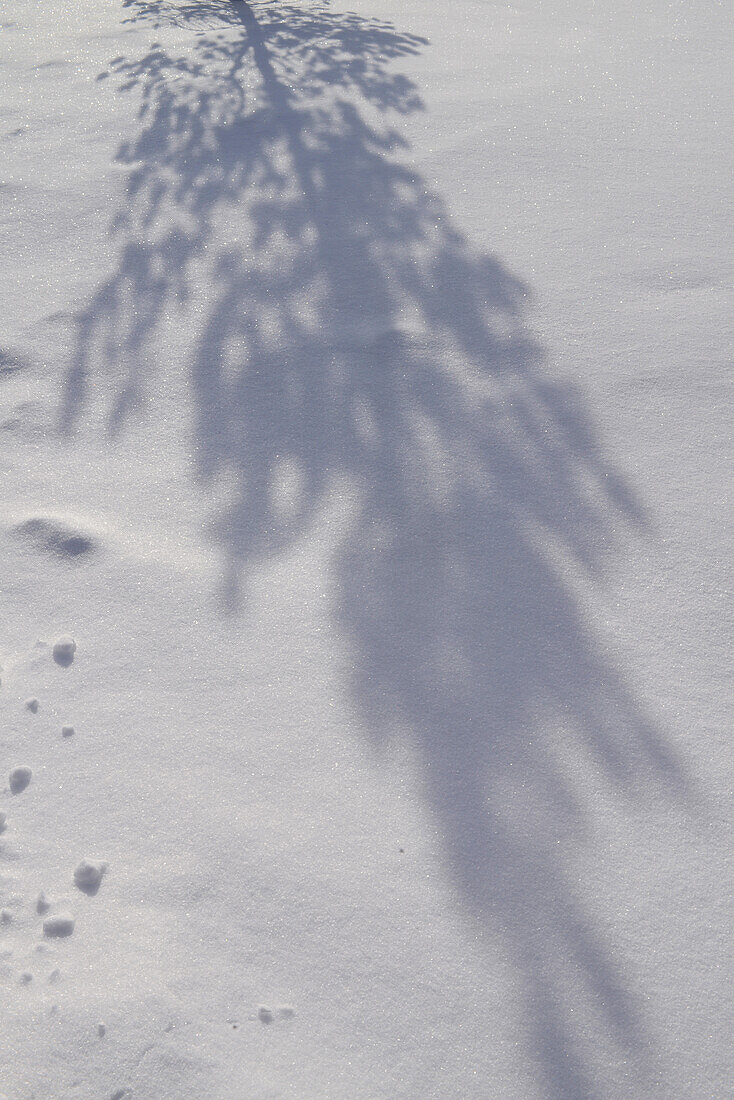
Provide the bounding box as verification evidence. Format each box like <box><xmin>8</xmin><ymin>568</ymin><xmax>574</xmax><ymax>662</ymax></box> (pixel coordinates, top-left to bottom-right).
<box><xmin>61</xmin><ymin>3</ymin><xmax>685</xmax><ymax>1096</ymax></box>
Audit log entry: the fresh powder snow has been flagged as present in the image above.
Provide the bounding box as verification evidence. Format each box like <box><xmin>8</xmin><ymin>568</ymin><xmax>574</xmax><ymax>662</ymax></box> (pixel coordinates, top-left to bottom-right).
<box><xmin>1</xmin><ymin>1</ymin><xmax>732</xmax><ymax>1097</ymax></box>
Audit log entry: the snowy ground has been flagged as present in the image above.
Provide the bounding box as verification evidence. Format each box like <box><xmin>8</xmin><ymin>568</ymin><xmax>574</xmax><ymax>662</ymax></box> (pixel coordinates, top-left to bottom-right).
<box><xmin>1</xmin><ymin>1</ymin><xmax>732</xmax><ymax>1097</ymax></box>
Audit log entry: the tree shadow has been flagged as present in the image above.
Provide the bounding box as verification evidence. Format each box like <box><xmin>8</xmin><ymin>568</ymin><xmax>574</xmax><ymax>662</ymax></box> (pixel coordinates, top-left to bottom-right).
<box><xmin>61</xmin><ymin>2</ymin><xmax>685</xmax><ymax>1095</ymax></box>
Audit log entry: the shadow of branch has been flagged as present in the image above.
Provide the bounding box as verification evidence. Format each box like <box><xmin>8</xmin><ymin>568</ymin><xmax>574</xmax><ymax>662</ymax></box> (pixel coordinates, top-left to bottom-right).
<box><xmin>61</xmin><ymin>4</ymin><xmax>687</xmax><ymax>1095</ymax></box>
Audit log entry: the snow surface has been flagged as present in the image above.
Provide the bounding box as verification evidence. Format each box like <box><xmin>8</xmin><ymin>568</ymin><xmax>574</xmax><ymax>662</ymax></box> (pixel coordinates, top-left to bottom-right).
<box><xmin>1</xmin><ymin>1</ymin><xmax>732</xmax><ymax>1097</ymax></box>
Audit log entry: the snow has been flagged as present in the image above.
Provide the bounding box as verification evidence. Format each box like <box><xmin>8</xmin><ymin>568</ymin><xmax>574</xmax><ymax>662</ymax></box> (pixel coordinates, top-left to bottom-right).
<box><xmin>1</xmin><ymin>0</ymin><xmax>732</xmax><ymax>1097</ymax></box>
<box><xmin>73</xmin><ymin>859</ymin><xmax>107</xmax><ymax>896</ymax></box>
<box><xmin>8</xmin><ymin>766</ymin><xmax>33</xmax><ymax>795</ymax></box>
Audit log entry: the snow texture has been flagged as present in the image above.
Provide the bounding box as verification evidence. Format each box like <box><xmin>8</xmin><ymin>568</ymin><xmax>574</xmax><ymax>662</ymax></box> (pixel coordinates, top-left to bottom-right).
<box><xmin>0</xmin><ymin>0</ymin><xmax>732</xmax><ymax>1097</ymax></box>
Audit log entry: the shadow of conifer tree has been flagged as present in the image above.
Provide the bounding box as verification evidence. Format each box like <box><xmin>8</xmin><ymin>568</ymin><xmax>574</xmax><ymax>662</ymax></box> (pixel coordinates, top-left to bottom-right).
<box><xmin>61</xmin><ymin>4</ymin><xmax>685</xmax><ymax>1095</ymax></box>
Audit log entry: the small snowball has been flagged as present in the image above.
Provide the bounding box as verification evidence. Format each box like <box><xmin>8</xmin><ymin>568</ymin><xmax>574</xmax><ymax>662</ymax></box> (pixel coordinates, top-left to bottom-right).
<box><xmin>9</xmin><ymin>766</ymin><xmax>32</xmax><ymax>794</ymax></box>
<box><xmin>25</xmin><ymin>697</ymin><xmax>39</xmax><ymax>713</ymax></box>
<box><xmin>43</xmin><ymin>913</ymin><xmax>75</xmax><ymax>938</ymax></box>
<box><xmin>48</xmin><ymin>968</ymin><xmax>61</xmax><ymax>984</ymax></box>
<box><xmin>257</xmin><ymin>1006</ymin><xmax>274</xmax><ymax>1024</ymax></box>
<box><xmin>62</xmin><ymin>725</ymin><xmax>75</xmax><ymax>738</ymax></box>
<box><xmin>36</xmin><ymin>892</ymin><xmax>51</xmax><ymax>915</ymax></box>
<box><xmin>97</xmin><ymin>1022</ymin><xmax>106</xmax><ymax>1037</ymax></box>
<box><xmin>73</xmin><ymin>859</ymin><xmax>107</xmax><ymax>894</ymax></box>
<box><xmin>52</xmin><ymin>635</ymin><xmax>76</xmax><ymax>666</ymax></box>
<box><xmin>1</xmin><ymin>909</ymin><xmax>12</xmax><ymax>925</ymax></box>
<box><xmin>20</xmin><ymin>971</ymin><xmax>33</xmax><ymax>984</ymax></box>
